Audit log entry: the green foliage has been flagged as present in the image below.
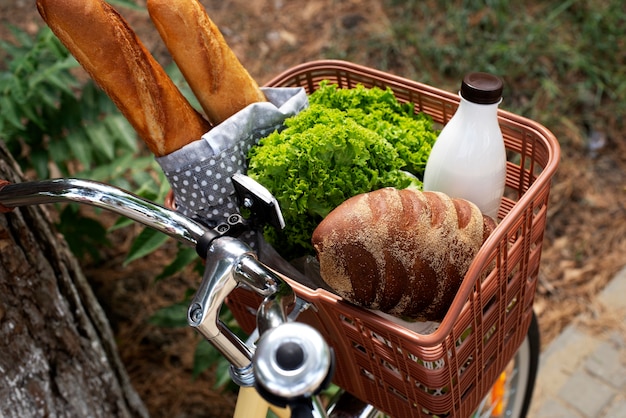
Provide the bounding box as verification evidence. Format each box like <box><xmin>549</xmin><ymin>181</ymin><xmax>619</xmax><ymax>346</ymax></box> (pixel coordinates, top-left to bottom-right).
<box><xmin>0</xmin><ymin>24</ymin><xmax>172</xmax><ymax>262</ymax></box>
<box><xmin>149</xmin><ymin>300</ymin><xmax>190</xmax><ymax>328</ymax></box>
<box><xmin>57</xmin><ymin>204</ymin><xmax>111</xmax><ymax>260</ymax></box>
<box><xmin>125</xmin><ymin>228</ymin><xmax>171</xmax><ymax>265</ymax></box>
<box><xmin>327</xmin><ymin>0</ymin><xmax>625</xmax><ymax>143</ymax></box>
<box><xmin>0</xmin><ymin>21</ymin><xmax>183</xmax><ymax>250</ymax></box>
<box><xmin>156</xmin><ymin>246</ymin><xmax>200</xmax><ymax>281</ymax></box>
<box><xmin>0</xmin><ymin>25</ymin><xmax>138</xmax><ymax>178</ymax></box>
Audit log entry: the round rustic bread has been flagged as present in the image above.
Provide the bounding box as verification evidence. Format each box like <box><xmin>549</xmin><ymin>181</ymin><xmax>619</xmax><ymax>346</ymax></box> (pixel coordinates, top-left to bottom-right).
<box><xmin>311</xmin><ymin>187</ymin><xmax>496</xmax><ymax>321</ymax></box>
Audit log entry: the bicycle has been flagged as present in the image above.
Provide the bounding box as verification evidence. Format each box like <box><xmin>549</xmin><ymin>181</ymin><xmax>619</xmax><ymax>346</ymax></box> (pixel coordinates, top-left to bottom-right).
<box><xmin>0</xmin><ymin>61</ymin><xmax>560</xmax><ymax>417</ymax></box>
<box><xmin>0</xmin><ymin>175</ymin><xmax>539</xmax><ymax>418</ymax></box>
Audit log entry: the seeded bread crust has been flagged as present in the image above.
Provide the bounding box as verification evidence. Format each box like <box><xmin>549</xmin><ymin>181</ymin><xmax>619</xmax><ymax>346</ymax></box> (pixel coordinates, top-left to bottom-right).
<box><xmin>312</xmin><ymin>187</ymin><xmax>496</xmax><ymax>321</ymax></box>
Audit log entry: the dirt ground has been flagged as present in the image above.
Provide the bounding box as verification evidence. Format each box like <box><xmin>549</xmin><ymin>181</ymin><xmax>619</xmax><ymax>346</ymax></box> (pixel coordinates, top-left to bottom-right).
<box><xmin>2</xmin><ymin>1</ymin><xmax>625</xmax><ymax>417</ymax></box>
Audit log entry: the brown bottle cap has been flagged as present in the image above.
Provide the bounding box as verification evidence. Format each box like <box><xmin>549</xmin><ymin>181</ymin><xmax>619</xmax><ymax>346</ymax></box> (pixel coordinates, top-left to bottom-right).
<box><xmin>461</xmin><ymin>72</ymin><xmax>503</xmax><ymax>104</ymax></box>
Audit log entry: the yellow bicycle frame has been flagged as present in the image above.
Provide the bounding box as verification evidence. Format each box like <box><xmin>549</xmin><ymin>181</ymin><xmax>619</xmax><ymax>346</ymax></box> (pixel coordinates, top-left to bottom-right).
<box><xmin>233</xmin><ymin>386</ymin><xmax>290</xmax><ymax>418</ymax></box>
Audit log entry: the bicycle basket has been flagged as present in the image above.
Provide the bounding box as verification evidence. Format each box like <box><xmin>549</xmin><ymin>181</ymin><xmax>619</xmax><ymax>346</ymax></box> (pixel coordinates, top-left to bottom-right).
<box><xmin>224</xmin><ymin>60</ymin><xmax>560</xmax><ymax>417</ymax></box>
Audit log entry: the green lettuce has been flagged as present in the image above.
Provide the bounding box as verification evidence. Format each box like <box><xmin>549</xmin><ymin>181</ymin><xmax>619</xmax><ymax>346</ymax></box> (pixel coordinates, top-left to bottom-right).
<box><xmin>247</xmin><ymin>82</ymin><xmax>438</xmax><ymax>258</ymax></box>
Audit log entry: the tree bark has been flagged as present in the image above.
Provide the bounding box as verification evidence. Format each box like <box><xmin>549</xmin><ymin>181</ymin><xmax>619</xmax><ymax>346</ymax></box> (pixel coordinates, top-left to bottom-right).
<box><xmin>0</xmin><ymin>141</ymin><xmax>148</xmax><ymax>418</ymax></box>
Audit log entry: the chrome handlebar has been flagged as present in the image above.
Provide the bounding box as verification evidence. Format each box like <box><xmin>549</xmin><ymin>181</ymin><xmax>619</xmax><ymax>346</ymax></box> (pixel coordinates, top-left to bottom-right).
<box><xmin>0</xmin><ymin>178</ymin><xmax>207</xmax><ymax>247</ymax></box>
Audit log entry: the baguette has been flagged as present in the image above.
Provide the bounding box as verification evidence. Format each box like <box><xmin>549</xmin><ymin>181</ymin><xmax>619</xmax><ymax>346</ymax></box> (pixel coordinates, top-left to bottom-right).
<box><xmin>147</xmin><ymin>0</ymin><xmax>267</xmax><ymax>125</ymax></box>
<box><xmin>312</xmin><ymin>188</ymin><xmax>496</xmax><ymax>322</ymax></box>
<box><xmin>37</xmin><ymin>0</ymin><xmax>211</xmax><ymax>156</ymax></box>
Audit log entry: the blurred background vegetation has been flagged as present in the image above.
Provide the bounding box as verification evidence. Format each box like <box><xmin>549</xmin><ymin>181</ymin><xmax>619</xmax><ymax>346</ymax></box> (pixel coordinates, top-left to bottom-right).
<box><xmin>337</xmin><ymin>0</ymin><xmax>624</xmax><ymax>146</ymax></box>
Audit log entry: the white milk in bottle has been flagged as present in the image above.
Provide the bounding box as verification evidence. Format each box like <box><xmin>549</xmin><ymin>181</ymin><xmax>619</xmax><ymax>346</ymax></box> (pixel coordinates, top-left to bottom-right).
<box><xmin>423</xmin><ymin>72</ymin><xmax>506</xmax><ymax>219</ymax></box>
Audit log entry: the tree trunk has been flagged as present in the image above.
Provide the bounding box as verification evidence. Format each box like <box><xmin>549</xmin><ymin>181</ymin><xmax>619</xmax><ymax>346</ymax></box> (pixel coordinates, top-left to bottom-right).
<box><xmin>0</xmin><ymin>141</ymin><xmax>149</xmax><ymax>418</ymax></box>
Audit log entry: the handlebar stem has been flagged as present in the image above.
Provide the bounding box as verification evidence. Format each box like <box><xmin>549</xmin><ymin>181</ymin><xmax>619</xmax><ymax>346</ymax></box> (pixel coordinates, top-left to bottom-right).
<box><xmin>188</xmin><ymin>234</ymin><xmax>297</xmax><ymax>386</ymax></box>
<box><xmin>237</xmin><ymin>256</ymin><xmax>296</xmax><ymax>335</ymax></box>
<box><xmin>188</xmin><ymin>236</ymin><xmax>256</xmax><ymax>369</ymax></box>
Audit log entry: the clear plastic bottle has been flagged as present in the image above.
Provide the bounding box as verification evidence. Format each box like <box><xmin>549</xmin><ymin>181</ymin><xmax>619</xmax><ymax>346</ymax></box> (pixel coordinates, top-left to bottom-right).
<box><xmin>423</xmin><ymin>72</ymin><xmax>506</xmax><ymax>219</ymax></box>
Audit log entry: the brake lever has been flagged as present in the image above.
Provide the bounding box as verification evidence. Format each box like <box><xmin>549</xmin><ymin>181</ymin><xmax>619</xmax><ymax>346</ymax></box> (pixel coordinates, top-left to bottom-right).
<box><xmin>231</xmin><ymin>173</ymin><xmax>285</xmax><ymax>231</ymax></box>
<box><xmin>199</xmin><ymin>174</ymin><xmax>283</xmax><ymax>240</ymax></box>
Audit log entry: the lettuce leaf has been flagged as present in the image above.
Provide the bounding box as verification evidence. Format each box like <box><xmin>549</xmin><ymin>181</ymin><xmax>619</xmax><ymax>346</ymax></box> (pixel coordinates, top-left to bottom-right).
<box><xmin>247</xmin><ymin>82</ymin><xmax>438</xmax><ymax>258</ymax></box>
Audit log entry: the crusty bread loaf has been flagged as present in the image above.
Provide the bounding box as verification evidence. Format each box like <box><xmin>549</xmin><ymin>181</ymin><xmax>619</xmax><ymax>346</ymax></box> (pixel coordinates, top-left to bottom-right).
<box><xmin>37</xmin><ymin>0</ymin><xmax>211</xmax><ymax>156</ymax></box>
<box><xmin>147</xmin><ymin>0</ymin><xmax>267</xmax><ymax>126</ymax></box>
<box><xmin>312</xmin><ymin>187</ymin><xmax>497</xmax><ymax>322</ymax></box>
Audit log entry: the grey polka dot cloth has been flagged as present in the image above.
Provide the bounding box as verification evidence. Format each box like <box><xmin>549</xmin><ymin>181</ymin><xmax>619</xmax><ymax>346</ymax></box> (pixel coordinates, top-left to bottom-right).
<box><xmin>156</xmin><ymin>87</ymin><xmax>308</xmax><ymax>226</ymax></box>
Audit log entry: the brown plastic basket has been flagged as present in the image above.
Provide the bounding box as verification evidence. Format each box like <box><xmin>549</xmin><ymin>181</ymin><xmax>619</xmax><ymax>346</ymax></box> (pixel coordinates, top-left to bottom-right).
<box><xmin>226</xmin><ymin>60</ymin><xmax>560</xmax><ymax>417</ymax></box>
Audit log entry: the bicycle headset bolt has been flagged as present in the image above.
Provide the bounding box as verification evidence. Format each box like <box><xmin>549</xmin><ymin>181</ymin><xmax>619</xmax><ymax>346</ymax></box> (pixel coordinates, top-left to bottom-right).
<box><xmin>190</xmin><ymin>306</ymin><xmax>203</xmax><ymax>323</ymax></box>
